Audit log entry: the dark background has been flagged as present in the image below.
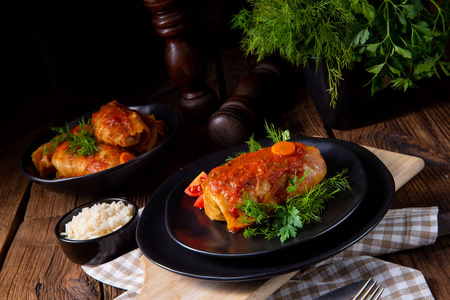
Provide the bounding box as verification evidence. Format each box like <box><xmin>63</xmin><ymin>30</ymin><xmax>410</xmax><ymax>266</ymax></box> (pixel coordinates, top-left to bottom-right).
<box><xmin>2</xmin><ymin>0</ymin><xmax>165</xmax><ymax>112</ymax></box>
<box><xmin>1</xmin><ymin>0</ymin><xmax>241</xmax><ymax>148</ymax></box>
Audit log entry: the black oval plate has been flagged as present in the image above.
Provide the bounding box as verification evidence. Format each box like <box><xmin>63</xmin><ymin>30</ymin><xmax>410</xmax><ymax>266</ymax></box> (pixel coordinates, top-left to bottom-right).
<box><xmin>165</xmin><ymin>138</ymin><xmax>368</xmax><ymax>257</ymax></box>
<box><xmin>136</xmin><ymin>138</ymin><xmax>394</xmax><ymax>281</ymax></box>
<box><xmin>21</xmin><ymin>103</ymin><xmax>178</xmax><ymax>195</ymax></box>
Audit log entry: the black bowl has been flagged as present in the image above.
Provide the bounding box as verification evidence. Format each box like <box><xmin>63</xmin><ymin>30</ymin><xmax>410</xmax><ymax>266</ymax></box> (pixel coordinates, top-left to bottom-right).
<box><xmin>21</xmin><ymin>103</ymin><xmax>178</xmax><ymax>195</ymax></box>
<box><xmin>55</xmin><ymin>198</ymin><xmax>139</xmax><ymax>265</ymax></box>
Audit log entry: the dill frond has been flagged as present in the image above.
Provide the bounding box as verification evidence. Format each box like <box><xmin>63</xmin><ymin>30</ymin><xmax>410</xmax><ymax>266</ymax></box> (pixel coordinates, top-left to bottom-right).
<box><xmin>238</xmin><ymin>169</ymin><xmax>351</xmax><ymax>243</ymax></box>
<box><xmin>47</xmin><ymin>118</ymin><xmax>98</xmax><ymax>156</ymax></box>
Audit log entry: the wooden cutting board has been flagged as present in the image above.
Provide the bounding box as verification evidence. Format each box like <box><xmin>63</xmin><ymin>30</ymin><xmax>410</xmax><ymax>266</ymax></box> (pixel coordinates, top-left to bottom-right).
<box><xmin>138</xmin><ymin>146</ymin><xmax>424</xmax><ymax>299</ymax></box>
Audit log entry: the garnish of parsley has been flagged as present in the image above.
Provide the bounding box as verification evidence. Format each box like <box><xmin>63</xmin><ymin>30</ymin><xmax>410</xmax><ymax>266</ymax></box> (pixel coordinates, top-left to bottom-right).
<box><xmin>237</xmin><ymin>169</ymin><xmax>351</xmax><ymax>243</ymax></box>
<box><xmin>221</xmin><ymin>121</ymin><xmax>351</xmax><ymax>242</ymax></box>
<box><xmin>44</xmin><ymin>118</ymin><xmax>98</xmax><ymax>156</ymax></box>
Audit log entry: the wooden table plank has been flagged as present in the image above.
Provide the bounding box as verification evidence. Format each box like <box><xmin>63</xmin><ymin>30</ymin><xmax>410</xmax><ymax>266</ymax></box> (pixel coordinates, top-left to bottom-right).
<box><xmin>0</xmin><ymin>132</ymin><xmax>43</xmax><ymax>265</ymax></box>
<box><xmin>1</xmin><ymin>46</ymin><xmax>448</xmax><ymax>299</ymax></box>
<box><xmin>331</xmin><ymin>81</ymin><xmax>450</xmax><ymax>299</ymax></box>
<box><xmin>281</xmin><ymin>87</ymin><xmax>330</xmax><ymax>138</ymax></box>
<box><xmin>0</xmin><ymin>183</ymin><xmax>115</xmax><ymax>298</ymax></box>
<box><xmin>0</xmin><ymin>64</ymin><xmax>226</xmax><ymax>299</ymax></box>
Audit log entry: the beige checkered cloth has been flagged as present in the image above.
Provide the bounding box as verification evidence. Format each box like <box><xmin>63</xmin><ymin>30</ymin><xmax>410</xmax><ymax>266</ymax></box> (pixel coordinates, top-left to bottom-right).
<box><xmin>82</xmin><ymin>207</ymin><xmax>439</xmax><ymax>300</ymax></box>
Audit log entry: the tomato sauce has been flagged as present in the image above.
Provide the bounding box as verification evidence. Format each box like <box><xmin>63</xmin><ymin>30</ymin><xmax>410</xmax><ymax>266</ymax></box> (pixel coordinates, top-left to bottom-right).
<box><xmin>94</xmin><ymin>104</ymin><xmax>132</xmax><ymax>132</ymax></box>
<box><xmin>207</xmin><ymin>142</ymin><xmax>306</xmax><ymax>212</ymax></box>
<box><xmin>86</xmin><ymin>155</ymin><xmax>111</xmax><ymax>174</ymax></box>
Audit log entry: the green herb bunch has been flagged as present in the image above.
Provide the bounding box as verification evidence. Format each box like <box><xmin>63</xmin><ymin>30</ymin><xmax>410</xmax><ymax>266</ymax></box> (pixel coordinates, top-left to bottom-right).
<box><xmin>231</xmin><ymin>0</ymin><xmax>376</xmax><ymax>106</ymax></box>
<box><xmin>232</xmin><ymin>0</ymin><xmax>450</xmax><ymax>106</ymax></box>
<box><xmin>44</xmin><ymin>118</ymin><xmax>98</xmax><ymax>156</ymax></box>
<box><xmin>237</xmin><ymin>169</ymin><xmax>351</xmax><ymax>243</ymax></box>
<box><xmin>348</xmin><ymin>0</ymin><xmax>450</xmax><ymax>95</ymax></box>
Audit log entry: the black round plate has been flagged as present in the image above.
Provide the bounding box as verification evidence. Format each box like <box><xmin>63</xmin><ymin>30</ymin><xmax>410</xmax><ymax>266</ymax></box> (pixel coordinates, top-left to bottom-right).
<box><xmin>21</xmin><ymin>103</ymin><xmax>178</xmax><ymax>195</ymax></box>
<box><xmin>165</xmin><ymin>138</ymin><xmax>368</xmax><ymax>257</ymax></box>
<box><xmin>136</xmin><ymin>138</ymin><xmax>394</xmax><ymax>281</ymax></box>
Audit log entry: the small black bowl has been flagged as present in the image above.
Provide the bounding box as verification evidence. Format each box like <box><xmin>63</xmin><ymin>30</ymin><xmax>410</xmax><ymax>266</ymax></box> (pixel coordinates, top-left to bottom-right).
<box><xmin>21</xmin><ymin>103</ymin><xmax>178</xmax><ymax>195</ymax></box>
<box><xmin>55</xmin><ymin>198</ymin><xmax>139</xmax><ymax>265</ymax></box>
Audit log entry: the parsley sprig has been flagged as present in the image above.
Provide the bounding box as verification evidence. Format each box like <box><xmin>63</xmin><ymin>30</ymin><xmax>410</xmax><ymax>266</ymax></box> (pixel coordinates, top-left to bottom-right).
<box><xmin>232</xmin><ymin>0</ymin><xmax>450</xmax><ymax>106</ymax></box>
<box><xmin>349</xmin><ymin>0</ymin><xmax>450</xmax><ymax>95</ymax></box>
<box><xmin>44</xmin><ymin>118</ymin><xmax>98</xmax><ymax>156</ymax></box>
<box><xmin>237</xmin><ymin>169</ymin><xmax>351</xmax><ymax>243</ymax></box>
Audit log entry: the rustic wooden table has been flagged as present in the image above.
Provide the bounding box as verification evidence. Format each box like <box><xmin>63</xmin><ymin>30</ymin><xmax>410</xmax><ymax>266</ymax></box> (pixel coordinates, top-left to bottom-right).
<box><xmin>0</xmin><ymin>49</ymin><xmax>449</xmax><ymax>299</ymax></box>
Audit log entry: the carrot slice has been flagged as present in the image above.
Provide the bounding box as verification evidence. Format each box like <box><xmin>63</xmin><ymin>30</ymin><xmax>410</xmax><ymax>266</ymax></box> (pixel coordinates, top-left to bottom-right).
<box><xmin>120</xmin><ymin>152</ymin><xmax>136</xmax><ymax>164</ymax></box>
<box><xmin>271</xmin><ymin>141</ymin><xmax>295</xmax><ymax>155</ymax></box>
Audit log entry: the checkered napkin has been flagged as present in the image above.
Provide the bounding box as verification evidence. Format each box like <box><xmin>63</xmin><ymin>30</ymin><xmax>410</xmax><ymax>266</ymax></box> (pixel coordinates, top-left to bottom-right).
<box><xmin>82</xmin><ymin>207</ymin><xmax>439</xmax><ymax>300</ymax></box>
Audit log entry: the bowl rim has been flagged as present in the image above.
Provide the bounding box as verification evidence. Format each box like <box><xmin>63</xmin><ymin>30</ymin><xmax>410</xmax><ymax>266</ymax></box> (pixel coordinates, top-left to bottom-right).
<box><xmin>21</xmin><ymin>103</ymin><xmax>179</xmax><ymax>184</ymax></box>
<box><xmin>55</xmin><ymin>197</ymin><xmax>139</xmax><ymax>244</ymax></box>
<box><xmin>26</xmin><ymin>138</ymin><xmax>170</xmax><ymax>183</ymax></box>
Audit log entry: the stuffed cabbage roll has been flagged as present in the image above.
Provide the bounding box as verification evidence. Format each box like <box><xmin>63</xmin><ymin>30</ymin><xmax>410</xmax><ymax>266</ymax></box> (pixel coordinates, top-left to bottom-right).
<box><xmin>31</xmin><ymin>141</ymin><xmax>57</xmax><ymax>178</ymax></box>
<box><xmin>52</xmin><ymin>141</ymin><xmax>136</xmax><ymax>178</ymax></box>
<box><xmin>131</xmin><ymin>114</ymin><xmax>168</xmax><ymax>154</ymax></box>
<box><xmin>31</xmin><ymin>123</ymin><xmax>97</xmax><ymax>178</ymax></box>
<box><xmin>92</xmin><ymin>100</ymin><xmax>167</xmax><ymax>153</ymax></box>
<box><xmin>92</xmin><ymin>100</ymin><xmax>149</xmax><ymax>148</ymax></box>
<box><xmin>31</xmin><ymin>100</ymin><xmax>167</xmax><ymax>179</ymax></box>
<box><xmin>201</xmin><ymin>142</ymin><xmax>327</xmax><ymax>232</ymax></box>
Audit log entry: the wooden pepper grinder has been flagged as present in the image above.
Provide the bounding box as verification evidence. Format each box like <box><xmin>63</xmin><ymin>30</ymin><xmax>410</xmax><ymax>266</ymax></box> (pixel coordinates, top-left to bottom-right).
<box><xmin>143</xmin><ymin>0</ymin><xmax>219</xmax><ymax>125</ymax></box>
<box><xmin>208</xmin><ymin>57</ymin><xmax>287</xmax><ymax>148</ymax></box>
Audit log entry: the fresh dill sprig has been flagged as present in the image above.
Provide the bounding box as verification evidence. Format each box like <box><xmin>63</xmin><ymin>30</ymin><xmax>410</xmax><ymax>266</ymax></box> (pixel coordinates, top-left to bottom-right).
<box><xmin>225</xmin><ymin>134</ymin><xmax>263</xmax><ymax>162</ymax></box>
<box><xmin>246</xmin><ymin>134</ymin><xmax>263</xmax><ymax>153</ymax></box>
<box><xmin>225</xmin><ymin>123</ymin><xmax>289</xmax><ymax>162</ymax></box>
<box><xmin>231</xmin><ymin>0</ymin><xmax>376</xmax><ymax>106</ymax></box>
<box><xmin>232</xmin><ymin>0</ymin><xmax>450</xmax><ymax>106</ymax></box>
<box><xmin>265</xmin><ymin>121</ymin><xmax>290</xmax><ymax>143</ymax></box>
<box><xmin>237</xmin><ymin>169</ymin><xmax>351</xmax><ymax>243</ymax></box>
<box><xmin>225</xmin><ymin>151</ymin><xmax>246</xmax><ymax>163</ymax></box>
<box><xmin>44</xmin><ymin>118</ymin><xmax>98</xmax><ymax>156</ymax></box>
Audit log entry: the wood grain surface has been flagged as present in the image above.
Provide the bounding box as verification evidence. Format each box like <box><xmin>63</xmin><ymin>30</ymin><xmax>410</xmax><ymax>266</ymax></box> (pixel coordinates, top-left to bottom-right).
<box><xmin>0</xmin><ymin>47</ymin><xmax>448</xmax><ymax>299</ymax></box>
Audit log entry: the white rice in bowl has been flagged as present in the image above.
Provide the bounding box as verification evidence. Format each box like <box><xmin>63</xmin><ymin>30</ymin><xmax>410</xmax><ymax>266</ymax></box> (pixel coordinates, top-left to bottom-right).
<box><xmin>62</xmin><ymin>201</ymin><xmax>135</xmax><ymax>240</ymax></box>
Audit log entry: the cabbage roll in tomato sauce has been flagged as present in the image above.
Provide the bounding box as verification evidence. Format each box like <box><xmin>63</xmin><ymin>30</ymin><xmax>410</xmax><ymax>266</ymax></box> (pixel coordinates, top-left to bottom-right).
<box><xmin>92</xmin><ymin>100</ymin><xmax>148</xmax><ymax>148</ymax></box>
<box><xmin>201</xmin><ymin>142</ymin><xmax>327</xmax><ymax>232</ymax></box>
<box><xmin>92</xmin><ymin>100</ymin><xmax>167</xmax><ymax>153</ymax></box>
<box><xmin>31</xmin><ymin>123</ymin><xmax>94</xmax><ymax>178</ymax></box>
<box><xmin>131</xmin><ymin>114</ymin><xmax>168</xmax><ymax>154</ymax></box>
<box><xmin>32</xmin><ymin>141</ymin><xmax>57</xmax><ymax>178</ymax></box>
<box><xmin>51</xmin><ymin>141</ymin><xmax>135</xmax><ymax>178</ymax></box>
